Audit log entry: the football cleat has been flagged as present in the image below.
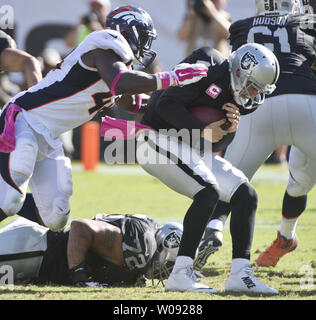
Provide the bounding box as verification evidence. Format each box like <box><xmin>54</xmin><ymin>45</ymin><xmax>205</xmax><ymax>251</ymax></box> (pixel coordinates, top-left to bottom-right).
<box><xmin>194</xmin><ymin>228</ymin><xmax>223</xmax><ymax>270</ymax></box>
<box><xmin>225</xmin><ymin>265</ymin><xmax>279</xmax><ymax>295</ymax></box>
<box><xmin>256</xmin><ymin>231</ymin><xmax>298</xmax><ymax>267</ymax></box>
<box><xmin>165</xmin><ymin>265</ymin><xmax>217</xmax><ymax>293</ymax></box>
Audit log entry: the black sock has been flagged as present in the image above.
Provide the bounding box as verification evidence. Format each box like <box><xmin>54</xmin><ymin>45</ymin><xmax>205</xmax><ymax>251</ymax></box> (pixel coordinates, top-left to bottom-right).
<box><xmin>282</xmin><ymin>191</ymin><xmax>307</xmax><ymax>219</ymax></box>
<box><xmin>230</xmin><ymin>182</ymin><xmax>258</xmax><ymax>260</ymax></box>
<box><xmin>17</xmin><ymin>193</ymin><xmax>40</xmax><ymax>223</ymax></box>
<box><xmin>209</xmin><ymin>200</ymin><xmax>231</xmax><ymax>226</ymax></box>
<box><xmin>178</xmin><ymin>185</ymin><xmax>219</xmax><ymax>259</ymax></box>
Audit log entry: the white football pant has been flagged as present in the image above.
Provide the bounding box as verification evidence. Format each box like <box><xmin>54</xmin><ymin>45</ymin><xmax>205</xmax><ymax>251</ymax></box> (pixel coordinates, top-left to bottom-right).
<box><xmin>224</xmin><ymin>94</ymin><xmax>316</xmax><ymax>197</ymax></box>
<box><xmin>0</xmin><ymin>113</ymin><xmax>72</xmax><ymax>231</ymax></box>
<box><xmin>136</xmin><ymin>129</ymin><xmax>248</xmax><ymax>202</ymax></box>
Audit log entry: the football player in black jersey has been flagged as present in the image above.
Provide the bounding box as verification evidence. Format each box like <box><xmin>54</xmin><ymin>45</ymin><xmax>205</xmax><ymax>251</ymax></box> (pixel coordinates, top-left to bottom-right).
<box><xmin>199</xmin><ymin>0</ymin><xmax>316</xmax><ymax>269</ymax></box>
<box><xmin>0</xmin><ymin>214</ymin><xmax>182</xmax><ymax>287</ymax></box>
<box><xmin>135</xmin><ymin>42</ymin><xmax>279</xmax><ymax>294</ymax></box>
<box><xmin>0</xmin><ymin>31</ymin><xmax>42</xmax><ymax>88</ymax></box>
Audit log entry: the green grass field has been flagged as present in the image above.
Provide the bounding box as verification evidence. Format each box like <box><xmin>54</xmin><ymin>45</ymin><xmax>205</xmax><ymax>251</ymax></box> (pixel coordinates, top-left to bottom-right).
<box><xmin>0</xmin><ymin>162</ymin><xmax>315</xmax><ymax>300</ymax></box>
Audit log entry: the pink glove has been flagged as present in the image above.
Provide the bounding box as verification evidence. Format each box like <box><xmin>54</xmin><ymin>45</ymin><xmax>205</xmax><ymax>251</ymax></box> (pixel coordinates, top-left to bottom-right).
<box><xmin>155</xmin><ymin>63</ymin><xmax>208</xmax><ymax>90</ymax></box>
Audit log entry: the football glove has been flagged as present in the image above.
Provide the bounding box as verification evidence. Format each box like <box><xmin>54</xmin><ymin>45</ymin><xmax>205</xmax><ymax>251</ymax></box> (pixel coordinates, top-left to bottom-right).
<box><xmin>155</xmin><ymin>63</ymin><xmax>208</xmax><ymax>90</ymax></box>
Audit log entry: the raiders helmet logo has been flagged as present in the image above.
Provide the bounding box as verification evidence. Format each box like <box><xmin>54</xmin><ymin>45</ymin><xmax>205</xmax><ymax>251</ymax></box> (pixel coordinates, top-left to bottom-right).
<box><xmin>164</xmin><ymin>232</ymin><xmax>181</xmax><ymax>248</ymax></box>
<box><xmin>240</xmin><ymin>52</ymin><xmax>258</xmax><ymax>71</ymax></box>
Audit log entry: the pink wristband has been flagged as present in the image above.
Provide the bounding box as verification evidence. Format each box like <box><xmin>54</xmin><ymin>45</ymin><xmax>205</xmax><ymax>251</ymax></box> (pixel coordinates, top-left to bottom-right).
<box><xmin>130</xmin><ymin>94</ymin><xmax>142</xmax><ymax>114</ymax></box>
<box><xmin>155</xmin><ymin>72</ymin><xmax>172</xmax><ymax>90</ymax></box>
<box><xmin>111</xmin><ymin>71</ymin><xmax>126</xmax><ymax>96</ymax></box>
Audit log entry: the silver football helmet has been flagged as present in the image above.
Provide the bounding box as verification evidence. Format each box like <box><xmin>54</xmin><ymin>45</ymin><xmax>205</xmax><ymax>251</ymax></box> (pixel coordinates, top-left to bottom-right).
<box><xmin>229</xmin><ymin>43</ymin><xmax>280</xmax><ymax>109</ymax></box>
<box><xmin>255</xmin><ymin>0</ymin><xmax>301</xmax><ymax>16</ymax></box>
<box><xmin>146</xmin><ymin>222</ymin><xmax>183</xmax><ymax>282</ymax></box>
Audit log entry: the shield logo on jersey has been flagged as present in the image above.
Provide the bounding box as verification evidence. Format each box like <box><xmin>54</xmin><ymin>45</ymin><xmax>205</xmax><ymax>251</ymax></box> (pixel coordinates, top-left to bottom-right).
<box><xmin>240</xmin><ymin>52</ymin><xmax>258</xmax><ymax>71</ymax></box>
<box><xmin>206</xmin><ymin>84</ymin><xmax>222</xmax><ymax>99</ymax></box>
<box><xmin>164</xmin><ymin>232</ymin><xmax>181</xmax><ymax>249</ymax></box>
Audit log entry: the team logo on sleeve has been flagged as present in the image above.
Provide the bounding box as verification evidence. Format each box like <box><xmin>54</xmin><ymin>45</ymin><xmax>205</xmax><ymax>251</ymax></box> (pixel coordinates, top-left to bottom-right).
<box><xmin>240</xmin><ymin>52</ymin><xmax>258</xmax><ymax>71</ymax></box>
<box><xmin>206</xmin><ymin>84</ymin><xmax>222</xmax><ymax>99</ymax></box>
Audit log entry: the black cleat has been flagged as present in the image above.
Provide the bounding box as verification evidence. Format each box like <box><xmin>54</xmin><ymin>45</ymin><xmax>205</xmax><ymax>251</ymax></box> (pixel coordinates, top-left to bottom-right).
<box><xmin>194</xmin><ymin>228</ymin><xmax>223</xmax><ymax>270</ymax></box>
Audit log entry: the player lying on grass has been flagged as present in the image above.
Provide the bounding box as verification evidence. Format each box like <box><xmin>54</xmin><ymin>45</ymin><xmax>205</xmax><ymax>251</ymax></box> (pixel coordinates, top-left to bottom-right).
<box><xmin>0</xmin><ymin>214</ymin><xmax>183</xmax><ymax>287</ymax></box>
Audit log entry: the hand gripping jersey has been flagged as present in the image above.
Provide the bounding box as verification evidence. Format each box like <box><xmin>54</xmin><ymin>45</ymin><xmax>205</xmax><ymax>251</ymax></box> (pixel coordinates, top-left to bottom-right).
<box><xmin>229</xmin><ymin>14</ymin><xmax>316</xmax><ymax>97</ymax></box>
<box><xmin>6</xmin><ymin>30</ymin><xmax>134</xmax><ymax>148</ymax></box>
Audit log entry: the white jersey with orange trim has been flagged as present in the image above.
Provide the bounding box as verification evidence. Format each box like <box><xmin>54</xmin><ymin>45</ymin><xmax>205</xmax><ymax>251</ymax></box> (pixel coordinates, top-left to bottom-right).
<box><xmin>6</xmin><ymin>29</ymin><xmax>134</xmax><ymax>148</ymax></box>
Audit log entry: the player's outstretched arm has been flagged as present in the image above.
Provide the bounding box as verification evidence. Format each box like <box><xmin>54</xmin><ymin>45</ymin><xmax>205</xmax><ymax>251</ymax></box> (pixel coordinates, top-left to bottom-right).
<box><xmin>85</xmin><ymin>49</ymin><xmax>208</xmax><ymax>97</ymax></box>
<box><xmin>0</xmin><ymin>48</ymin><xmax>42</xmax><ymax>87</ymax></box>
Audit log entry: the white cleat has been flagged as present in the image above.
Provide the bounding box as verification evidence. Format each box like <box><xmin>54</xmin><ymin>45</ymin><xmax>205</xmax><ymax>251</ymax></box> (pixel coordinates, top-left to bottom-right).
<box><xmin>165</xmin><ymin>265</ymin><xmax>217</xmax><ymax>293</ymax></box>
<box><xmin>225</xmin><ymin>265</ymin><xmax>279</xmax><ymax>295</ymax></box>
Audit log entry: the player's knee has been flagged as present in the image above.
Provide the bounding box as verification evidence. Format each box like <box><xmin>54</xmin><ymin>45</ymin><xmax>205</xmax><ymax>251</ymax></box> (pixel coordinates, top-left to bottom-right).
<box><xmin>0</xmin><ymin>188</ymin><xmax>25</xmax><ymax>217</ymax></box>
<box><xmin>40</xmin><ymin>196</ymin><xmax>70</xmax><ymax>231</ymax></box>
<box><xmin>231</xmin><ymin>182</ymin><xmax>258</xmax><ymax>210</ymax></box>
<box><xmin>287</xmin><ymin>173</ymin><xmax>313</xmax><ymax>197</ymax></box>
<box><xmin>194</xmin><ymin>184</ymin><xmax>220</xmax><ymax>206</ymax></box>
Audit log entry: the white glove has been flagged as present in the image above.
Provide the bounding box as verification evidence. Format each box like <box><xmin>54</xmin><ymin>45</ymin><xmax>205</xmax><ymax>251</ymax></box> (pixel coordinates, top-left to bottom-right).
<box><xmin>155</xmin><ymin>63</ymin><xmax>208</xmax><ymax>90</ymax></box>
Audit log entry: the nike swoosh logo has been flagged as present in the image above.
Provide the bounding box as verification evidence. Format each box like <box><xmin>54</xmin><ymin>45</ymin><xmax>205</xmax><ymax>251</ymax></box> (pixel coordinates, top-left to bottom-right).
<box><xmin>109</xmin><ymin>33</ymin><xmax>118</xmax><ymax>39</ymax></box>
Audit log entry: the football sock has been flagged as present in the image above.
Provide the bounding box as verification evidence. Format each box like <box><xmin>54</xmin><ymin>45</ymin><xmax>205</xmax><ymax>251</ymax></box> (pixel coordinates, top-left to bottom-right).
<box><xmin>280</xmin><ymin>216</ymin><xmax>299</xmax><ymax>240</ymax></box>
<box><xmin>207</xmin><ymin>219</ymin><xmax>224</xmax><ymax>232</ymax></box>
<box><xmin>231</xmin><ymin>258</ymin><xmax>250</xmax><ymax>274</ymax></box>
<box><xmin>17</xmin><ymin>193</ymin><xmax>40</xmax><ymax>223</ymax></box>
<box><xmin>230</xmin><ymin>182</ymin><xmax>258</xmax><ymax>260</ymax></box>
<box><xmin>178</xmin><ymin>185</ymin><xmax>219</xmax><ymax>259</ymax></box>
<box><xmin>280</xmin><ymin>191</ymin><xmax>307</xmax><ymax>239</ymax></box>
<box><xmin>282</xmin><ymin>191</ymin><xmax>307</xmax><ymax>218</ymax></box>
<box><xmin>173</xmin><ymin>256</ymin><xmax>194</xmax><ymax>271</ymax></box>
<box><xmin>208</xmin><ymin>200</ymin><xmax>231</xmax><ymax>225</ymax></box>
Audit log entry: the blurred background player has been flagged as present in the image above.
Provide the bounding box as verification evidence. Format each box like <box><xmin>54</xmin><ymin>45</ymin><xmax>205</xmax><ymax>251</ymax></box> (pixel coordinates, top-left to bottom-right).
<box><xmin>0</xmin><ymin>213</ymin><xmax>182</xmax><ymax>287</ymax></box>
<box><xmin>177</xmin><ymin>0</ymin><xmax>231</xmax><ymax>58</ymax></box>
<box><xmin>0</xmin><ymin>5</ymin><xmax>207</xmax><ymax>233</ymax></box>
<box><xmin>136</xmin><ymin>42</ymin><xmax>279</xmax><ymax>294</ymax></box>
<box><xmin>196</xmin><ymin>0</ymin><xmax>316</xmax><ymax>269</ymax></box>
<box><xmin>0</xmin><ymin>30</ymin><xmax>42</xmax><ymax>105</ymax></box>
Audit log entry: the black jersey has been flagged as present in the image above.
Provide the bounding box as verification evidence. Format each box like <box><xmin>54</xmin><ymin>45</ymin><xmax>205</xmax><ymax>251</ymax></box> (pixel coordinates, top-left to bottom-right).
<box><xmin>141</xmin><ymin>47</ymin><xmax>239</xmax><ymax>151</ymax></box>
<box><xmin>37</xmin><ymin>214</ymin><xmax>158</xmax><ymax>286</ymax></box>
<box><xmin>229</xmin><ymin>14</ymin><xmax>316</xmax><ymax>96</ymax></box>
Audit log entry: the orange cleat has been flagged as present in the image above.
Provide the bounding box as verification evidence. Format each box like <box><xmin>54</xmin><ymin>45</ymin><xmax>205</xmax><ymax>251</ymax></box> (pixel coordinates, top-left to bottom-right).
<box><xmin>256</xmin><ymin>231</ymin><xmax>298</xmax><ymax>267</ymax></box>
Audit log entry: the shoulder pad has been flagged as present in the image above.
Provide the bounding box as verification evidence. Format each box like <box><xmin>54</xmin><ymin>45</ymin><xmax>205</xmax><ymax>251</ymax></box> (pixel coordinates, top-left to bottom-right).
<box><xmin>86</xmin><ymin>29</ymin><xmax>134</xmax><ymax>64</ymax></box>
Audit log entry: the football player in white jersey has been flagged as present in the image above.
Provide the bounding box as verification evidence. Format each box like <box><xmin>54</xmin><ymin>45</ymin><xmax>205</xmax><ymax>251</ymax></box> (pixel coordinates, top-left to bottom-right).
<box><xmin>0</xmin><ymin>5</ymin><xmax>208</xmax><ymax>232</ymax></box>
<box><xmin>196</xmin><ymin>0</ymin><xmax>316</xmax><ymax>269</ymax></box>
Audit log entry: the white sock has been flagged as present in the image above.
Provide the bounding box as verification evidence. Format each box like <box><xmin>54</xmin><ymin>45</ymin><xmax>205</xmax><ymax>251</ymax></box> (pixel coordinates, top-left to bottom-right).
<box><xmin>173</xmin><ymin>256</ymin><xmax>193</xmax><ymax>271</ymax></box>
<box><xmin>207</xmin><ymin>219</ymin><xmax>224</xmax><ymax>231</ymax></box>
<box><xmin>230</xmin><ymin>258</ymin><xmax>250</xmax><ymax>274</ymax></box>
<box><xmin>280</xmin><ymin>216</ymin><xmax>298</xmax><ymax>239</ymax></box>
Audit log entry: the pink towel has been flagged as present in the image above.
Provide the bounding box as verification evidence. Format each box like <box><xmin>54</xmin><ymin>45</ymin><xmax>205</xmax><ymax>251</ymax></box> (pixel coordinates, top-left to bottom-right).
<box><xmin>0</xmin><ymin>104</ymin><xmax>22</xmax><ymax>153</ymax></box>
<box><xmin>101</xmin><ymin>116</ymin><xmax>152</xmax><ymax>140</ymax></box>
